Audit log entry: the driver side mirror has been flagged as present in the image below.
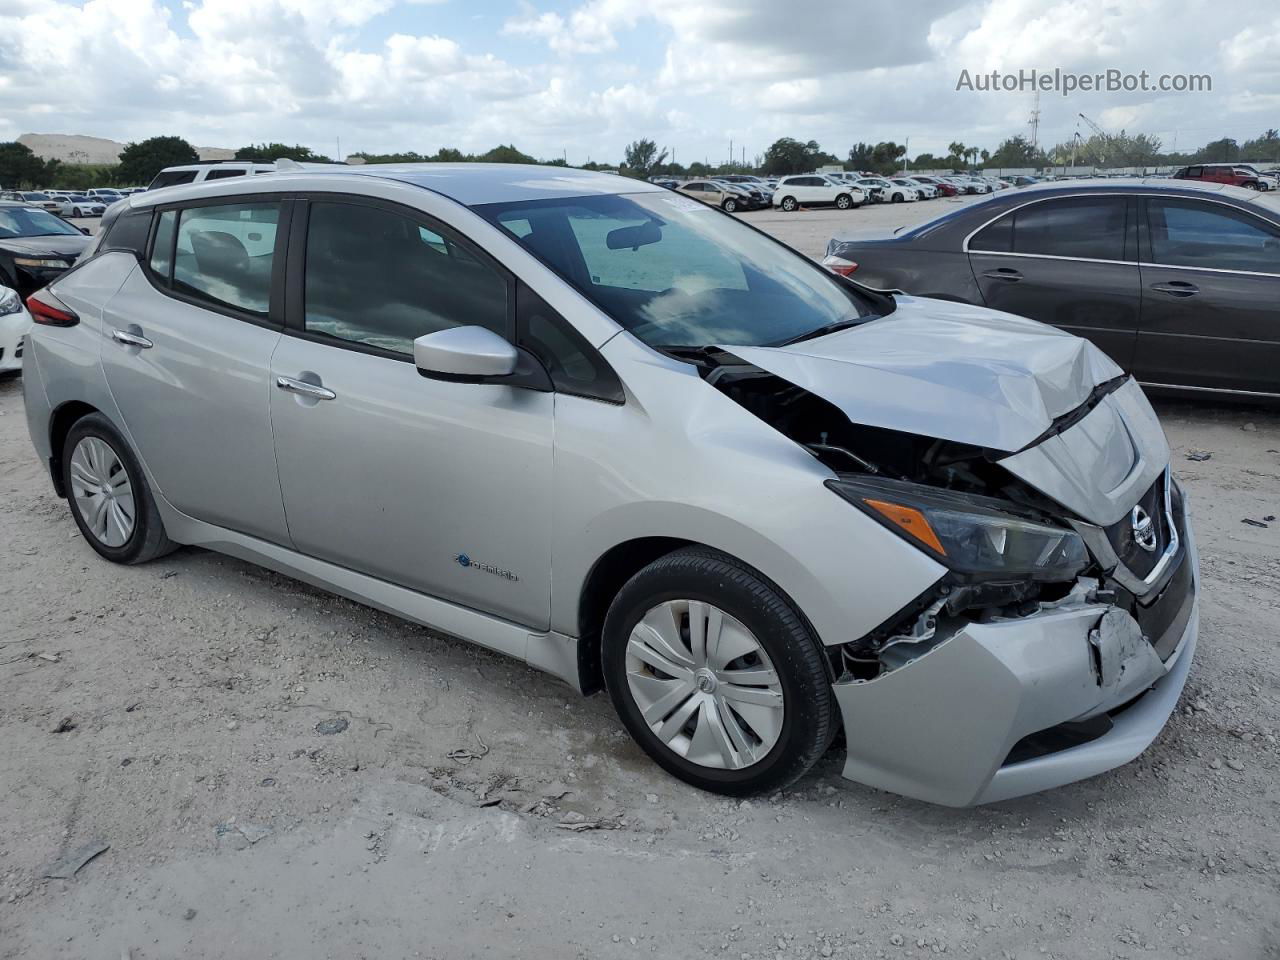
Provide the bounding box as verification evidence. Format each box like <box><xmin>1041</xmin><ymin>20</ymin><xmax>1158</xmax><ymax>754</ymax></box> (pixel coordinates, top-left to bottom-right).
<box><xmin>414</xmin><ymin>326</ymin><xmax>518</xmax><ymax>383</ymax></box>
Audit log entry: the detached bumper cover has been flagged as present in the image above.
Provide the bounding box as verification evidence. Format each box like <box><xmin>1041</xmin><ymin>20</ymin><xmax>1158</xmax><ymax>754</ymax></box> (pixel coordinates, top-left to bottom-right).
<box><xmin>834</xmin><ymin>522</ymin><xmax>1198</xmax><ymax>807</ymax></box>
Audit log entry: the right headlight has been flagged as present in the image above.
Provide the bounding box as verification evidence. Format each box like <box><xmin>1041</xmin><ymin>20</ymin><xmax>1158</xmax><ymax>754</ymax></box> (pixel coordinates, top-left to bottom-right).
<box><xmin>827</xmin><ymin>476</ymin><xmax>1089</xmax><ymax>582</ymax></box>
<box><xmin>0</xmin><ymin>286</ymin><xmax>21</xmax><ymax>317</ymax></box>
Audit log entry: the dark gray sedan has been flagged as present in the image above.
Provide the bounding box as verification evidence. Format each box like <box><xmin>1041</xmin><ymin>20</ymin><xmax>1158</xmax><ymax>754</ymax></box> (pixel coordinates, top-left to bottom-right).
<box><xmin>825</xmin><ymin>179</ymin><xmax>1280</xmax><ymax>400</ymax></box>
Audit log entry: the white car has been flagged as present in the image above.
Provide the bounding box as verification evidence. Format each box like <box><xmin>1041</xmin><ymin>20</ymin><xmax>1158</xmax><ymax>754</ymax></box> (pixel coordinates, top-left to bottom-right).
<box><xmin>772</xmin><ymin>175</ymin><xmax>863</xmax><ymax>211</ymax></box>
<box><xmin>11</xmin><ymin>192</ymin><xmax>73</xmax><ymax>217</ymax></box>
<box><xmin>879</xmin><ymin>179</ymin><xmax>918</xmax><ymax>203</ymax></box>
<box><xmin>147</xmin><ymin>162</ymin><xmax>277</xmax><ymax>190</ymax></box>
<box><xmin>853</xmin><ymin>177</ymin><xmax>890</xmax><ymax>202</ymax></box>
<box><xmin>892</xmin><ymin>177</ymin><xmax>933</xmax><ymax>199</ymax></box>
<box><xmin>65</xmin><ymin>195</ymin><xmax>107</xmax><ymax>218</ymax></box>
<box><xmin>0</xmin><ymin>285</ymin><xmax>32</xmax><ymax>374</ymax></box>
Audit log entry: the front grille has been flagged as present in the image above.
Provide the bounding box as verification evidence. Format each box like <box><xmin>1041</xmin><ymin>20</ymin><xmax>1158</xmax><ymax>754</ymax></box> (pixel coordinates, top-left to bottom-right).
<box><xmin>1104</xmin><ymin>476</ymin><xmax>1170</xmax><ymax>580</ymax></box>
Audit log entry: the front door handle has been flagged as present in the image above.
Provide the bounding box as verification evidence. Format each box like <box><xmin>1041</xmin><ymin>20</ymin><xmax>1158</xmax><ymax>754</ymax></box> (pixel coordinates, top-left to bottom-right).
<box><xmin>111</xmin><ymin>329</ymin><xmax>153</xmax><ymax>349</ymax></box>
<box><xmin>276</xmin><ymin>376</ymin><xmax>336</xmax><ymax>401</ymax></box>
<box><xmin>1150</xmin><ymin>281</ymin><xmax>1199</xmax><ymax>298</ymax></box>
<box><xmin>981</xmin><ymin>268</ymin><xmax>1023</xmax><ymax>282</ymax></box>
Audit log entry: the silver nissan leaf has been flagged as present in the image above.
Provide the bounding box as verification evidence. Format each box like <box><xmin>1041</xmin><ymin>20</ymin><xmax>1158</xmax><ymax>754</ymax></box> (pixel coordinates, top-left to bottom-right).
<box><xmin>21</xmin><ymin>163</ymin><xmax>1198</xmax><ymax>806</ymax></box>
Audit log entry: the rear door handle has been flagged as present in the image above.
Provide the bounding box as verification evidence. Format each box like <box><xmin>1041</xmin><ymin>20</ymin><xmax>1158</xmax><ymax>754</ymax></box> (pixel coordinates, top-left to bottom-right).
<box><xmin>1150</xmin><ymin>281</ymin><xmax>1199</xmax><ymax>297</ymax></box>
<box><xmin>276</xmin><ymin>376</ymin><xmax>336</xmax><ymax>401</ymax></box>
<box><xmin>981</xmin><ymin>268</ymin><xmax>1023</xmax><ymax>282</ymax></box>
<box><xmin>111</xmin><ymin>329</ymin><xmax>153</xmax><ymax>349</ymax></box>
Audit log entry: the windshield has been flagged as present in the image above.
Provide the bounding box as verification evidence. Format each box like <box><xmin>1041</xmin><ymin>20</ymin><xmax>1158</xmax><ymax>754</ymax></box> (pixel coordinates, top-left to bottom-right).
<box><xmin>475</xmin><ymin>192</ymin><xmax>873</xmax><ymax>348</ymax></box>
<box><xmin>0</xmin><ymin>206</ymin><xmax>83</xmax><ymax>238</ymax></box>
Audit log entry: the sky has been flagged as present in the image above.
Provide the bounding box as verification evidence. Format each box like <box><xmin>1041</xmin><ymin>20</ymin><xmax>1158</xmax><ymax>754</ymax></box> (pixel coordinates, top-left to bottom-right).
<box><xmin>0</xmin><ymin>0</ymin><xmax>1277</xmax><ymax>164</ymax></box>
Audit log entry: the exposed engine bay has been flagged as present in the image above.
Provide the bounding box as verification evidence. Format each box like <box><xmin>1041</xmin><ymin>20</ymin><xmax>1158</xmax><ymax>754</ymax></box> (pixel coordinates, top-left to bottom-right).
<box><xmin>682</xmin><ymin>347</ymin><xmax>1186</xmax><ymax>684</ymax></box>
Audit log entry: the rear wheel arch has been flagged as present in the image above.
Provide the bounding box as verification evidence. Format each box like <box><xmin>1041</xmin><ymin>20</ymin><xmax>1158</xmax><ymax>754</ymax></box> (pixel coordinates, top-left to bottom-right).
<box><xmin>48</xmin><ymin>401</ymin><xmax>101</xmax><ymax>498</ymax></box>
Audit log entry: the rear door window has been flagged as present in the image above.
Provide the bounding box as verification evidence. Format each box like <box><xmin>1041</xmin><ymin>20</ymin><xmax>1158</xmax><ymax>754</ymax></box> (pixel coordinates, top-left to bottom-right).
<box><xmin>970</xmin><ymin>197</ymin><xmax>1126</xmax><ymax>261</ymax></box>
<box><xmin>171</xmin><ymin>201</ymin><xmax>281</xmax><ymax>315</ymax></box>
<box><xmin>1145</xmin><ymin>198</ymin><xmax>1280</xmax><ymax>274</ymax></box>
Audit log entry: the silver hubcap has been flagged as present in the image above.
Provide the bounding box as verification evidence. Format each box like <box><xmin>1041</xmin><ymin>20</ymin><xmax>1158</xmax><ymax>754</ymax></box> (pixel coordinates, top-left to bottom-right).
<box><xmin>625</xmin><ymin>600</ymin><xmax>785</xmax><ymax>770</ymax></box>
<box><xmin>69</xmin><ymin>436</ymin><xmax>136</xmax><ymax>548</ymax></box>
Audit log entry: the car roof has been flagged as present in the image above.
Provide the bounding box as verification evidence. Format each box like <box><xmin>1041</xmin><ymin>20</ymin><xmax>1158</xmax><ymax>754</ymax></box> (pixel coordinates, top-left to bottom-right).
<box><xmin>135</xmin><ymin>162</ymin><xmax>662</xmax><ymax>207</ymax></box>
<box><xmin>1010</xmin><ymin>176</ymin><xmax>1256</xmax><ymax>199</ymax></box>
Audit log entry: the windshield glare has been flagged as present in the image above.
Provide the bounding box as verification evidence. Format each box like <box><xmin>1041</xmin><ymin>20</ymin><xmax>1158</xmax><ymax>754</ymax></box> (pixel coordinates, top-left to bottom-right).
<box><xmin>475</xmin><ymin>192</ymin><xmax>868</xmax><ymax>348</ymax></box>
<box><xmin>0</xmin><ymin>206</ymin><xmax>83</xmax><ymax>239</ymax></box>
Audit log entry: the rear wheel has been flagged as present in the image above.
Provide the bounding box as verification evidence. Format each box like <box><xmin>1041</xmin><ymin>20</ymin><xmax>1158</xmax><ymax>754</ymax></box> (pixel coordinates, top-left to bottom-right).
<box><xmin>602</xmin><ymin>547</ymin><xmax>835</xmax><ymax>795</ymax></box>
<box><xmin>779</xmin><ymin>196</ymin><xmax>798</xmax><ymax>212</ymax></box>
<box><xmin>62</xmin><ymin>413</ymin><xmax>176</xmax><ymax>565</ymax></box>
<box><xmin>835</xmin><ymin>193</ymin><xmax>852</xmax><ymax>210</ymax></box>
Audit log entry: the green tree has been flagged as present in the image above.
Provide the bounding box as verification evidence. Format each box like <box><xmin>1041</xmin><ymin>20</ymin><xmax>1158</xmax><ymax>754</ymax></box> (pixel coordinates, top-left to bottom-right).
<box><xmin>348</xmin><ymin>151</ymin><xmax>432</xmax><ymax>164</ymax></box>
<box><xmin>868</xmin><ymin>141</ymin><xmax>906</xmax><ymax>174</ymax></box>
<box><xmin>0</xmin><ymin>141</ymin><xmax>57</xmax><ymax>189</ymax></box>
<box><xmin>622</xmin><ymin>138</ymin><xmax>669</xmax><ymax>178</ymax></box>
<box><xmin>988</xmin><ymin>135</ymin><xmax>1041</xmax><ymax>168</ymax></box>
<box><xmin>946</xmin><ymin>141</ymin><xmax>967</xmax><ymax>167</ymax></box>
<box><xmin>847</xmin><ymin>143</ymin><xmax>875</xmax><ymax>170</ymax></box>
<box><xmin>433</xmin><ymin>147</ymin><xmax>468</xmax><ymax>162</ymax></box>
<box><xmin>477</xmin><ymin>144</ymin><xmax>537</xmax><ymax>164</ymax></box>
<box><xmin>1241</xmin><ymin>129</ymin><xmax>1280</xmax><ymax>162</ymax></box>
<box><xmin>235</xmin><ymin>143</ymin><xmax>333</xmax><ymax>162</ymax></box>
<box><xmin>1194</xmin><ymin>137</ymin><xmax>1239</xmax><ymax>163</ymax></box>
<box><xmin>762</xmin><ymin>137</ymin><xmax>827</xmax><ymax>176</ymax></box>
<box><xmin>911</xmin><ymin>152</ymin><xmax>941</xmax><ymax>169</ymax></box>
<box><xmin>686</xmin><ymin>161</ymin><xmax>712</xmax><ymax>177</ymax></box>
<box><xmin>116</xmin><ymin>136</ymin><xmax>198</xmax><ymax>186</ymax></box>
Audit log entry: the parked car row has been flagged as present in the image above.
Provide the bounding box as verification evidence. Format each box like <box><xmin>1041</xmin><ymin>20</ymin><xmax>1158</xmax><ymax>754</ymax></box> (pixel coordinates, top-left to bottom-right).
<box><xmin>0</xmin><ymin>187</ymin><xmax>144</xmax><ymax>219</ymax></box>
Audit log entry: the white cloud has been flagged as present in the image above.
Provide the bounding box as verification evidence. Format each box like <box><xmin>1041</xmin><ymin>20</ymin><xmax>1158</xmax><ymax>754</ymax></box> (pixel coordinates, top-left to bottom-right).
<box><xmin>0</xmin><ymin>0</ymin><xmax>1277</xmax><ymax>164</ymax></box>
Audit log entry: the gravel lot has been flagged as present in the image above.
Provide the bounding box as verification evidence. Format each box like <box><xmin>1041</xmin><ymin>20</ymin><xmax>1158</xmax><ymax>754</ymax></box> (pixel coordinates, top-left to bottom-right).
<box><xmin>3</xmin><ymin>199</ymin><xmax>1279</xmax><ymax>959</ymax></box>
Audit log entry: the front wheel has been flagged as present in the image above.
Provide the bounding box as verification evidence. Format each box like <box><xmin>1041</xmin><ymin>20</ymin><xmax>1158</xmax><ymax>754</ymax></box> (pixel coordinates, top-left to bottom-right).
<box><xmin>891</xmin><ymin>192</ymin><xmax>904</xmax><ymax>203</ymax></box>
<box><xmin>62</xmin><ymin>413</ymin><xmax>176</xmax><ymax>565</ymax></box>
<box><xmin>722</xmin><ymin>197</ymin><xmax>738</xmax><ymax>213</ymax></box>
<box><xmin>72</xmin><ymin>207</ymin><xmax>82</xmax><ymax>217</ymax></box>
<box><xmin>779</xmin><ymin>196</ymin><xmax>797</xmax><ymax>212</ymax></box>
<box><xmin>835</xmin><ymin>193</ymin><xmax>852</xmax><ymax>210</ymax></box>
<box><xmin>602</xmin><ymin>547</ymin><xmax>835</xmax><ymax>795</ymax></box>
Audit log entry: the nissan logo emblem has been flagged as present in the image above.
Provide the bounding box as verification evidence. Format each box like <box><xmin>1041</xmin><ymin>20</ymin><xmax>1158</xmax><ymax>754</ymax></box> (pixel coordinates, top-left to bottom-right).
<box><xmin>1131</xmin><ymin>505</ymin><xmax>1158</xmax><ymax>553</ymax></box>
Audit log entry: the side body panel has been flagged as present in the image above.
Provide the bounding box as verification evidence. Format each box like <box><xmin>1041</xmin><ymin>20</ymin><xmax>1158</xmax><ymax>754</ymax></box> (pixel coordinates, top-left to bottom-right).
<box><xmin>98</xmin><ymin>265</ymin><xmax>289</xmax><ymax>543</ymax></box>
<box><xmin>268</xmin><ymin>335</ymin><xmax>555</xmax><ymax>629</ymax></box>
<box><xmin>551</xmin><ymin>333</ymin><xmax>949</xmax><ymax>648</ymax></box>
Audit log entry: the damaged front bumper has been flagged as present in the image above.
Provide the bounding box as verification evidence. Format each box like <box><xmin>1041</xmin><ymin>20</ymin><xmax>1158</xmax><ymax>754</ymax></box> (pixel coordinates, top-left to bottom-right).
<box><xmin>833</xmin><ymin>509</ymin><xmax>1199</xmax><ymax>807</ymax></box>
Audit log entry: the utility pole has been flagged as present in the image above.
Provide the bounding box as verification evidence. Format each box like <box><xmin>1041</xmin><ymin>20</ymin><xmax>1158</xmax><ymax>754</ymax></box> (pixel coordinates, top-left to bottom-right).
<box><xmin>336</xmin><ymin>136</ymin><xmax>341</xmax><ymax>162</ymax></box>
<box><xmin>1028</xmin><ymin>91</ymin><xmax>1041</xmax><ymax>151</ymax></box>
<box><xmin>903</xmin><ymin>136</ymin><xmax>909</xmax><ymax>174</ymax></box>
<box><xmin>729</xmin><ymin>138</ymin><xmax>733</xmax><ymax>170</ymax></box>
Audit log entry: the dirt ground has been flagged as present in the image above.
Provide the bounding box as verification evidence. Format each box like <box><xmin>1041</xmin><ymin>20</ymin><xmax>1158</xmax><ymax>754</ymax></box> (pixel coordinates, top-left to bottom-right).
<box><xmin>3</xmin><ymin>204</ymin><xmax>1280</xmax><ymax>959</ymax></box>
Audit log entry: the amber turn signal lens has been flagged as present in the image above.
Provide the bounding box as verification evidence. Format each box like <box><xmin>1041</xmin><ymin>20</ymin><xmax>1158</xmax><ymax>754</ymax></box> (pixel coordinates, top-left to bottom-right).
<box><xmin>863</xmin><ymin>499</ymin><xmax>947</xmax><ymax>556</ymax></box>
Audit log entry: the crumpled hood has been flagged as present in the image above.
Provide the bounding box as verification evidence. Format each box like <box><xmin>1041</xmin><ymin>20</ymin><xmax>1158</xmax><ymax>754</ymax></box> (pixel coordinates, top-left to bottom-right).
<box><xmin>719</xmin><ymin>295</ymin><xmax>1123</xmax><ymax>452</ymax></box>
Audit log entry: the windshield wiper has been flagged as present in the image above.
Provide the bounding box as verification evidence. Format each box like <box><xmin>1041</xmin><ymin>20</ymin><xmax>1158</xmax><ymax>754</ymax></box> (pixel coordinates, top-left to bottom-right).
<box><xmin>776</xmin><ymin>316</ymin><xmax>868</xmax><ymax>347</ymax></box>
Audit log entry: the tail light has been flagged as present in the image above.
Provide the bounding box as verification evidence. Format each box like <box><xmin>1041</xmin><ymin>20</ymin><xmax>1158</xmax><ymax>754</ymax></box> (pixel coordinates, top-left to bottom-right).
<box><xmin>821</xmin><ymin>255</ymin><xmax>859</xmax><ymax>277</ymax></box>
<box><xmin>26</xmin><ymin>288</ymin><xmax>79</xmax><ymax>327</ymax></box>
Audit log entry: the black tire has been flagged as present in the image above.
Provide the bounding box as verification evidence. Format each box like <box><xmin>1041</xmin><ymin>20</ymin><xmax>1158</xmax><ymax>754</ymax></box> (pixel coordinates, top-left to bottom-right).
<box><xmin>891</xmin><ymin>192</ymin><xmax>903</xmax><ymax>203</ymax></box>
<box><xmin>62</xmin><ymin>413</ymin><xmax>176</xmax><ymax>565</ymax></box>
<box><xmin>72</xmin><ymin>207</ymin><xmax>82</xmax><ymax>218</ymax></box>
<box><xmin>722</xmin><ymin>197</ymin><xmax>738</xmax><ymax>213</ymax></box>
<box><xmin>835</xmin><ymin>193</ymin><xmax>851</xmax><ymax>210</ymax></box>
<box><xmin>780</xmin><ymin>196</ymin><xmax>797</xmax><ymax>212</ymax></box>
<box><xmin>602</xmin><ymin>547</ymin><xmax>835</xmax><ymax>796</ymax></box>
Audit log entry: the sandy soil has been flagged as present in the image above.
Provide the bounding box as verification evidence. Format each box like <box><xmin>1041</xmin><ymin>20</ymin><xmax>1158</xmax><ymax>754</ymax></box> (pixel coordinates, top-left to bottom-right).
<box><xmin>2</xmin><ymin>203</ymin><xmax>1279</xmax><ymax>959</ymax></box>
